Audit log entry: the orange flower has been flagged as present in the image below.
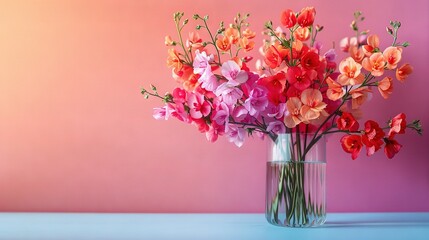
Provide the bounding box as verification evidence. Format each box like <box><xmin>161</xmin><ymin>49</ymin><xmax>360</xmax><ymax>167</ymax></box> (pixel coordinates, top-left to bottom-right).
<box><xmin>326</xmin><ymin>77</ymin><xmax>345</xmax><ymax>101</ymax></box>
<box><xmin>362</xmin><ymin>34</ymin><xmax>380</xmax><ymax>56</ymax></box>
<box><xmin>395</xmin><ymin>63</ymin><xmax>413</xmax><ymax>82</ymax></box>
<box><xmin>216</xmin><ymin>35</ymin><xmax>231</xmax><ymax>52</ymax></box>
<box><xmin>349</xmin><ymin>45</ymin><xmax>365</xmax><ymax>63</ymax></box>
<box><xmin>224</xmin><ymin>27</ymin><xmax>240</xmax><ymax>44</ymax></box>
<box><xmin>300</xmin><ymin>88</ymin><xmax>327</xmax><ymax>121</ymax></box>
<box><xmin>242</xmin><ymin>28</ymin><xmax>256</xmax><ymax>39</ymax></box>
<box><xmin>186</xmin><ymin>32</ymin><xmax>203</xmax><ymax>50</ymax></box>
<box><xmin>173</xmin><ymin>65</ymin><xmax>199</xmax><ymax>91</ymax></box>
<box><xmin>167</xmin><ymin>48</ymin><xmax>183</xmax><ymax>71</ymax></box>
<box><xmin>349</xmin><ymin>87</ymin><xmax>372</xmax><ymax>109</ymax></box>
<box><xmin>284</xmin><ymin>97</ymin><xmax>303</xmax><ymax>128</ymax></box>
<box><xmin>264</xmin><ymin>44</ymin><xmax>287</xmax><ymax>69</ymax></box>
<box><xmin>297</xmin><ymin>7</ymin><xmax>316</xmax><ymax>27</ymax></box>
<box><xmin>362</xmin><ymin>52</ymin><xmax>386</xmax><ymax>76</ymax></box>
<box><xmin>377</xmin><ymin>77</ymin><xmax>393</xmax><ymax>99</ymax></box>
<box><xmin>238</xmin><ymin>37</ymin><xmax>255</xmax><ymax>52</ymax></box>
<box><xmin>338</xmin><ymin>57</ymin><xmax>365</xmax><ymax>85</ymax></box>
<box><xmin>383</xmin><ymin>46</ymin><xmax>402</xmax><ymax>70</ymax></box>
<box><xmin>293</xmin><ymin>27</ymin><xmax>310</xmax><ymax>41</ymax></box>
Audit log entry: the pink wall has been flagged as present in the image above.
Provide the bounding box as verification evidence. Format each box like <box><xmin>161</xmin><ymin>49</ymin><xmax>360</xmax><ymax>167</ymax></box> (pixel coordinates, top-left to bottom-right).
<box><xmin>0</xmin><ymin>0</ymin><xmax>428</xmax><ymax>213</ymax></box>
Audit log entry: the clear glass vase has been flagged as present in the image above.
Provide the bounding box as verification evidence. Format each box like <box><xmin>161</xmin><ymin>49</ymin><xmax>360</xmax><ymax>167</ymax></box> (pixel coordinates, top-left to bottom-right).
<box><xmin>265</xmin><ymin>133</ymin><xmax>327</xmax><ymax>227</ymax></box>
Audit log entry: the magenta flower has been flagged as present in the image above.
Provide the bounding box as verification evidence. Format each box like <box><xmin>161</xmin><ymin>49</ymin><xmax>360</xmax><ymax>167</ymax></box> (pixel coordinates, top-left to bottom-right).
<box><xmin>266</xmin><ymin>103</ymin><xmax>286</xmax><ymax>119</ymax></box>
<box><xmin>232</xmin><ymin>105</ymin><xmax>249</xmax><ymax>122</ymax></box>
<box><xmin>187</xmin><ymin>92</ymin><xmax>211</xmax><ymax>119</ymax></box>
<box><xmin>244</xmin><ymin>86</ymin><xmax>268</xmax><ymax>116</ymax></box>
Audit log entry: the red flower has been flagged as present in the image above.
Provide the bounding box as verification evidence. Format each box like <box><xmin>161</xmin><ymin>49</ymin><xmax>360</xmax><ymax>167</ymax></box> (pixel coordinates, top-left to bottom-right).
<box><xmin>301</xmin><ymin>51</ymin><xmax>321</xmax><ymax>70</ymax></box>
<box><xmin>362</xmin><ymin>120</ymin><xmax>385</xmax><ymax>156</ymax></box>
<box><xmin>384</xmin><ymin>137</ymin><xmax>402</xmax><ymax>159</ymax></box>
<box><xmin>257</xmin><ymin>72</ymin><xmax>286</xmax><ymax>104</ymax></box>
<box><xmin>341</xmin><ymin>135</ymin><xmax>363</xmax><ymax>160</ymax></box>
<box><xmin>286</xmin><ymin>66</ymin><xmax>316</xmax><ymax>91</ymax></box>
<box><xmin>297</xmin><ymin>7</ymin><xmax>316</xmax><ymax>27</ymax></box>
<box><xmin>336</xmin><ymin>112</ymin><xmax>359</xmax><ymax>132</ymax></box>
<box><xmin>280</xmin><ymin>9</ymin><xmax>296</xmax><ymax>28</ymax></box>
<box><xmin>388</xmin><ymin>113</ymin><xmax>406</xmax><ymax>138</ymax></box>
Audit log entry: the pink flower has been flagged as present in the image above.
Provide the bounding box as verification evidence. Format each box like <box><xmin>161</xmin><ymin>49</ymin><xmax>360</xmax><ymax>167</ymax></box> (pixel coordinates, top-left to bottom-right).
<box><xmin>266</xmin><ymin>120</ymin><xmax>286</xmax><ymax>134</ymax></box>
<box><xmin>153</xmin><ymin>106</ymin><xmax>170</xmax><ymax>120</ymax></box>
<box><xmin>172</xmin><ymin>88</ymin><xmax>187</xmax><ymax>103</ymax></box>
<box><xmin>170</xmin><ymin>103</ymin><xmax>191</xmax><ymax>123</ymax></box>
<box><xmin>193</xmin><ymin>50</ymin><xmax>218</xmax><ymax>91</ymax></box>
<box><xmin>215</xmin><ymin>83</ymin><xmax>243</xmax><ymax>106</ymax></box>
<box><xmin>212</xmin><ymin>101</ymin><xmax>230</xmax><ymax>125</ymax></box>
<box><xmin>206</xmin><ymin>122</ymin><xmax>225</xmax><ymax>143</ymax></box>
<box><xmin>221</xmin><ymin>60</ymin><xmax>248</xmax><ymax>86</ymax></box>
<box><xmin>187</xmin><ymin>92</ymin><xmax>211</xmax><ymax>119</ymax></box>
<box><xmin>244</xmin><ymin>86</ymin><xmax>268</xmax><ymax>116</ymax></box>
<box><xmin>226</xmin><ymin>125</ymin><xmax>246</xmax><ymax>147</ymax></box>
<box><xmin>193</xmin><ymin>50</ymin><xmax>213</xmax><ymax>75</ymax></box>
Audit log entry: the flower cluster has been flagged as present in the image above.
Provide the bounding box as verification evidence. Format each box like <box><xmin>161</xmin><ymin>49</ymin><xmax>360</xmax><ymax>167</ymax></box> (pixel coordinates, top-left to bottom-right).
<box><xmin>142</xmin><ymin>8</ymin><xmax>421</xmax><ymax>159</ymax></box>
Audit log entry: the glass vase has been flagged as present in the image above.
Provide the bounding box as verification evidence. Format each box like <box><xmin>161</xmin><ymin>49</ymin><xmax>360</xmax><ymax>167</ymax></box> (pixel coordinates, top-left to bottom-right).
<box><xmin>265</xmin><ymin>133</ymin><xmax>327</xmax><ymax>227</ymax></box>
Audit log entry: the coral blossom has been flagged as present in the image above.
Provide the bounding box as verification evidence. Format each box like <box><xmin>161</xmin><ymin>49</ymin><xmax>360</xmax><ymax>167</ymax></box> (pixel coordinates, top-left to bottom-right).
<box><xmin>396</xmin><ymin>63</ymin><xmax>413</xmax><ymax>82</ymax></box>
<box><xmin>326</xmin><ymin>77</ymin><xmax>345</xmax><ymax>101</ymax></box>
<box><xmin>362</xmin><ymin>34</ymin><xmax>380</xmax><ymax>56</ymax></box>
<box><xmin>338</xmin><ymin>57</ymin><xmax>364</xmax><ymax>85</ymax></box>
<box><xmin>284</xmin><ymin>97</ymin><xmax>303</xmax><ymax>128</ymax></box>
<box><xmin>300</xmin><ymin>88</ymin><xmax>327</xmax><ymax>122</ymax></box>
<box><xmin>383</xmin><ymin>46</ymin><xmax>402</xmax><ymax>70</ymax></box>
<box><xmin>377</xmin><ymin>77</ymin><xmax>393</xmax><ymax>99</ymax></box>
<box><xmin>362</xmin><ymin>52</ymin><xmax>386</xmax><ymax>77</ymax></box>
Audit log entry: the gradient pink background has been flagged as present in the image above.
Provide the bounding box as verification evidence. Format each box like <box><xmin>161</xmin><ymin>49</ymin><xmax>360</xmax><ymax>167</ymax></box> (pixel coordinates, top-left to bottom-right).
<box><xmin>0</xmin><ymin>0</ymin><xmax>428</xmax><ymax>213</ymax></box>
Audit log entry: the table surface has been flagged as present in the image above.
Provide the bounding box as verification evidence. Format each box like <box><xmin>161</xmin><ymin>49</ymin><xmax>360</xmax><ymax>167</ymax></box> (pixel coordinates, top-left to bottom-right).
<box><xmin>0</xmin><ymin>212</ymin><xmax>428</xmax><ymax>240</ymax></box>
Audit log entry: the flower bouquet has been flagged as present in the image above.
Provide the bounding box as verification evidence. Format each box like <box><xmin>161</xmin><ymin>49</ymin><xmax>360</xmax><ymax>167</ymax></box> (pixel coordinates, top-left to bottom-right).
<box><xmin>142</xmin><ymin>7</ymin><xmax>421</xmax><ymax>227</ymax></box>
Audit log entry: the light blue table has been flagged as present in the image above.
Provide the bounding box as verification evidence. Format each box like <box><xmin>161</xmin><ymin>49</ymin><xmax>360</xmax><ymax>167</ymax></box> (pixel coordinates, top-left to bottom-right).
<box><xmin>0</xmin><ymin>213</ymin><xmax>428</xmax><ymax>239</ymax></box>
